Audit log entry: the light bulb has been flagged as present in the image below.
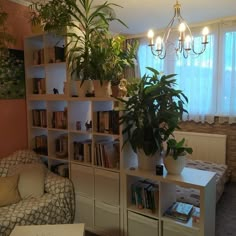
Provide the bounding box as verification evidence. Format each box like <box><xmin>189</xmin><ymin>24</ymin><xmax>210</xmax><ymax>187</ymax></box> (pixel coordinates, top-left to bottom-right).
<box><xmin>148</xmin><ymin>29</ymin><xmax>154</xmax><ymax>38</ymax></box>
<box><xmin>202</xmin><ymin>27</ymin><xmax>209</xmax><ymax>43</ymax></box>
<box><xmin>202</xmin><ymin>27</ymin><xmax>209</xmax><ymax>36</ymax></box>
<box><xmin>185</xmin><ymin>35</ymin><xmax>191</xmax><ymax>50</ymax></box>
<box><xmin>156</xmin><ymin>36</ymin><xmax>162</xmax><ymax>51</ymax></box>
<box><xmin>147</xmin><ymin>30</ymin><xmax>154</xmax><ymax>45</ymax></box>
<box><xmin>179</xmin><ymin>23</ymin><xmax>186</xmax><ymax>32</ymax></box>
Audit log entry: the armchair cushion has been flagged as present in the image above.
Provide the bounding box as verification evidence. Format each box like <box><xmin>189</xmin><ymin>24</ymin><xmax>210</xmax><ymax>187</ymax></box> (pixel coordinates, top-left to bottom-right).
<box><xmin>0</xmin><ymin>175</ymin><xmax>21</xmax><ymax>207</ymax></box>
<box><xmin>8</xmin><ymin>163</ymin><xmax>46</xmax><ymax>199</ymax></box>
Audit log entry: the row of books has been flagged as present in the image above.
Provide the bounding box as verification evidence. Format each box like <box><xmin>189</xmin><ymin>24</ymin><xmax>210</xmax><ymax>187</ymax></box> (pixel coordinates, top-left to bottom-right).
<box><xmin>73</xmin><ymin>139</ymin><xmax>92</xmax><ymax>163</ymax></box>
<box><xmin>32</xmin><ymin>109</ymin><xmax>47</xmax><ymax>127</ymax></box>
<box><xmin>93</xmin><ymin>110</ymin><xmax>119</xmax><ymax>134</ymax></box>
<box><xmin>164</xmin><ymin>201</ymin><xmax>200</xmax><ymax>223</ymax></box>
<box><xmin>52</xmin><ymin>109</ymin><xmax>67</xmax><ymax>129</ymax></box>
<box><xmin>55</xmin><ymin>134</ymin><xmax>68</xmax><ymax>159</ymax></box>
<box><xmin>32</xmin><ymin>77</ymin><xmax>46</xmax><ymax>94</ymax></box>
<box><xmin>131</xmin><ymin>179</ymin><xmax>159</xmax><ymax>212</ymax></box>
<box><xmin>94</xmin><ymin>140</ymin><xmax>120</xmax><ymax>169</ymax></box>
<box><xmin>33</xmin><ymin>135</ymin><xmax>48</xmax><ymax>155</ymax></box>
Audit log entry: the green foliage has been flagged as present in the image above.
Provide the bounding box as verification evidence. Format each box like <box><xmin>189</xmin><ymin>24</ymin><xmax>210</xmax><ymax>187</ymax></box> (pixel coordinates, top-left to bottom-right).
<box><xmin>89</xmin><ymin>34</ymin><xmax>138</xmax><ymax>85</ymax></box>
<box><xmin>166</xmin><ymin>138</ymin><xmax>193</xmax><ymax>160</ymax></box>
<box><xmin>0</xmin><ymin>50</ymin><xmax>25</xmax><ymax>99</ymax></box>
<box><xmin>29</xmin><ymin>0</ymin><xmax>129</xmax><ymax>84</ymax></box>
<box><xmin>118</xmin><ymin>67</ymin><xmax>189</xmax><ymax>156</ymax></box>
<box><xmin>0</xmin><ymin>6</ymin><xmax>15</xmax><ymax>50</ymax></box>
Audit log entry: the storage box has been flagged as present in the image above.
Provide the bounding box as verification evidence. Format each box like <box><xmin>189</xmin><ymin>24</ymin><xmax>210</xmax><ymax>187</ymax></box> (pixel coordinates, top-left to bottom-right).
<box><xmin>71</xmin><ymin>164</ymin><xmax>94</xmax><ymax>197</ymax></box>
<box><xmin>163</xmin><ymin>221</ymin><xmax>199</xmax><ymax>236</ymax></box>
<box><xmin>128</xmin><ymin>211</ymin><xmax>158</xmax><ymax>236</ymax></box>
<box><xmin>74</xmin><ymin>195</ymin><xmax>94</xmax><ymax>229</ymax></box>
<box><xmin>95</xmin><ymin>201</ymin><xmax>120</xmax><ymax>236</ymax></box>
<box><xmin>95</xmin><ymin>169</ymin><xmax>119</xmax><ymax>205</ymax></box>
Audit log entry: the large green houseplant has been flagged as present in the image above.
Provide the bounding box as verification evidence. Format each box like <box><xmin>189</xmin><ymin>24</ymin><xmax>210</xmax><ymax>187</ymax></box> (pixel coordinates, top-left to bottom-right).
<box><xmin>29</xmin><ymin>0</ymin><xmax>128</xmax><ymax>89</ymax></box>
<box><xmin>119</xmin><ymin>67</ymin><xmax>189</xmax><ymax>170</ymax></box>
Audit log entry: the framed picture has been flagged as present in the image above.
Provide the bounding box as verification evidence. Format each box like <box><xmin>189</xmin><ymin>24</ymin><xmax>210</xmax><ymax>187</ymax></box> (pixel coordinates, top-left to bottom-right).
<box><xmin>0</xmin><ymin>49</ymin><xmax>25</xmax><ymax>99</ymax></box>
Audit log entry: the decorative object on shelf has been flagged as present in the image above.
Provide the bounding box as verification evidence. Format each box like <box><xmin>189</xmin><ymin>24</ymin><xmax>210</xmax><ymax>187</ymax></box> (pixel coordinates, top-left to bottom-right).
<box><xmin>53</xmin><ymin>88</ymin><xmax>59</xmax><ymax>94</ymax></box>
<box><xmin>147</xmin><ymin>0</ymin><xmax>209</xmax><ymax>59</ymax></box>
<box><xmin>118</xmin><ymin>78</ymin><xmax>128</xmax><ymax>97</ymax></box>
<box><xmin>164</xmin><ymin>138</ymin><xmax>193</xmax><ymax>174</ymax></box>
<box><xmin>119</xmin><ymin>67</ymin><xmax>189</xmax><ymax>171</ymax></box>
<box><xmin>85</xmin><ymin>120</ymin><xmax>92</xmax><ymax>131</ymax></box>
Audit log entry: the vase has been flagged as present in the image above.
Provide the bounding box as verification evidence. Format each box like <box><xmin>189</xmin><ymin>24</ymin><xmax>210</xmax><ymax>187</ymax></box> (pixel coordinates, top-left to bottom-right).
<box><xmin>164</xmin><ymin>154</ymin><xmax>186</xmax><ymax>174</ymax></box>
<box><xmin>93</xmin><ymin>80</ymin><xmax>111</xmax><ymax>97</ymax></box>
<box><xmin>137</xmin><ymin>149</ymin><xmax>162</xmax><ymax>171</ymax></box>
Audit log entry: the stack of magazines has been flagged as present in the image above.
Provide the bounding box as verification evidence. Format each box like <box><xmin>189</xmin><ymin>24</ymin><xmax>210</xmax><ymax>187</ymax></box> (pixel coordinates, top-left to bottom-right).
<box><xmin>164</xmin><ymin>201</ymin><xmax>194</xmax><ymax>222</ymax></box>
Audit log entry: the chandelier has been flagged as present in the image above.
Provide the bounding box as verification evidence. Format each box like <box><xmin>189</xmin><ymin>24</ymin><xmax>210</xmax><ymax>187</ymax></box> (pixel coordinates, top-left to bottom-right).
<box><xmin>147</xmin><ymin>0</ymin><xmax>209</xmax><ymax>59</ymax></box>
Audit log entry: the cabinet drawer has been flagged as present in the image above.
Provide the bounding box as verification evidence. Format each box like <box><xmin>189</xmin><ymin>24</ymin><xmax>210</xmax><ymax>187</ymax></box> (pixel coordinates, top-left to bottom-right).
<box><xmin>128</xmin><ymin>211</ymin><xmax>158</xmax><ymax>236</ymax></box>
<box><xmin>163</xmin><ymin>221</ymin><xmax>199</xmax><ymax>236</ymax></box>
<box><xmin>74</xmin><ymin>195</ymin><xmax>94</xmax><ymax>228</ymax></box>
<box><xmin>95</xmin><ymin>201</ymin><xmax>120</xmax><ymax>236</ymax></box>
<box><xmin>95</xmin><ymin>169</ymin><xmax>119</xmax><ymax>205</ymax></box>
<box><xmin>71</xmin><ymin>164</ymin><xmax>94</xmax><ymax>197</ymax></box>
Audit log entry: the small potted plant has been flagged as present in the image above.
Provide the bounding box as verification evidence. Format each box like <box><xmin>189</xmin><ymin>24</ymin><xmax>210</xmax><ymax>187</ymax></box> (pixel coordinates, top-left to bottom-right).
<box><xmin>118</xmin><ymin>67</ymin><xmax>189</xmax><ymax>171</ymax></box>
<box><xmin>164</xmin><ymin>138</ymin><xmax>193</xmax><ymax>174</ymax></box>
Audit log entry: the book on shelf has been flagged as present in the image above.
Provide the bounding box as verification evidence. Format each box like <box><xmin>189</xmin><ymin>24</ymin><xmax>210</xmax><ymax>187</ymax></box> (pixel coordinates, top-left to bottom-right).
<box><xmin>93</xmin><ymin>110</ymin><xmax>119</xmax><ymax>134</ymax></box>
<box><xmin>131</xmin><ymin>179</ymin><xmax>159</xmax><ymax>212</ymax></box>
<box><xmin>73</xmin><ymin>139</ymin><xmax>92</xmax><ymax>163</ymax></box>
<box><xmin>164</xmin><ymin>201</ymin><xmax>194</xmax><ymax>222</ymax></box>
<box><xmin>32</xmin><ymin>77</ymin><xmax>46</xmax><ymax>94</ymax></box>
<box><xmin>55</xmin><ymin>134</ymin><xmax>68</xmax><ymax>159</ymax></box>
<box><xmin>94</xmin><ymin>139</ymin><xmax>120</xmax><ymax>169</ymax></box>
<box><xmin>192</xmin><ymin>206</ymin><xmax>200</xmax><ymax>224</ymax></box>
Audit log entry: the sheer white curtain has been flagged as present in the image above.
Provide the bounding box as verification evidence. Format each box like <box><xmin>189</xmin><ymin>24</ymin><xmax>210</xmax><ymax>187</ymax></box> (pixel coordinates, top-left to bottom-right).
<box><xmin>174</xmin><ymin>26</ymin><xmax>218</xmax><ymax>123</ymax></box>
<box><xmin>217</xmin><ymin>23</ymin><xmax>236</xmax><ymax>124</ymax></box>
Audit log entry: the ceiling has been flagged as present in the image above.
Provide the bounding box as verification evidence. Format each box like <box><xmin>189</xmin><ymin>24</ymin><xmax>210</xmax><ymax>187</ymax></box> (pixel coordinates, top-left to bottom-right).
<box><xmin>21</xmin><ymin>0</ymin><xmax>236</xmax><ymax>35</ymax></box>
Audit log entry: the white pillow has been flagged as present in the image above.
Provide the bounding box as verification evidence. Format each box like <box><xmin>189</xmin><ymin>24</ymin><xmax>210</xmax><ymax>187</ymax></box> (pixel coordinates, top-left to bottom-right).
<box><xmin>8</xmin><ymin>163</ymin><xmax>46</xmax><ymax>199</ymax></box>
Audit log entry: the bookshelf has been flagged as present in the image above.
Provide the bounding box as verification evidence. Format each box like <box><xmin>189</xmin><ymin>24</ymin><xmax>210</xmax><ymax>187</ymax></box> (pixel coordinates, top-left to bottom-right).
<box><xmin>25</xmin><ymin>33</ymin><xmax>216</xmax><ymax>236</ymax></box>
<box><xmin>24</xmin><ymin>33</ymin><xmax>123</xmax><ymax>236</ymax></box>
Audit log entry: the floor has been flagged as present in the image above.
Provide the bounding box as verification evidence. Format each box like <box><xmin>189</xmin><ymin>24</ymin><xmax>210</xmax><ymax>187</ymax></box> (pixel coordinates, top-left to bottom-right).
<box><xmin>85</xmin><ymin>182</ymin><xmax>236</xmax><ymax>236</ymax></box>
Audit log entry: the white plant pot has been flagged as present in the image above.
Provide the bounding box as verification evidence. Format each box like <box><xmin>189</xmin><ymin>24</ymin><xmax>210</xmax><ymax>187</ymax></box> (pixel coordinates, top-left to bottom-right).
<box><xmin>164</xmin><ymin>154</ymin><xmax>186</xmax><ymax>174</ymax></box>
<box><xmin>93</xmin><ymin>80</ymin><xmax>111</xmax><ymax>97</ymax></box>
<box><xmin>137</xmin><ymin>149</ymin><xmax>162</xmax><ymax>171</ymax></box>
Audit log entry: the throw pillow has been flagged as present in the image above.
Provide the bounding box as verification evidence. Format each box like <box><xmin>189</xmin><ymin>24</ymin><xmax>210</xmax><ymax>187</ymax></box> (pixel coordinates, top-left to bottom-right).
<box><xmin>8</xmin><ymin>163</ymin><xmax>46</xmax><ymax>199</ymax></box>
<box><xmin>0</xmin><ymin>175</ymin><xmax>21</xmax><ymax>207</ymax></box>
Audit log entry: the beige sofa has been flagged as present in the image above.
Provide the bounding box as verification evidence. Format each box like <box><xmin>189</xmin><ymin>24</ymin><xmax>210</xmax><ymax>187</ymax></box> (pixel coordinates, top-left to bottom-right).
<box><xmin>0</xmin><ymin>150</ymin><xmax>75</xmax><ymax>236</ymax></box>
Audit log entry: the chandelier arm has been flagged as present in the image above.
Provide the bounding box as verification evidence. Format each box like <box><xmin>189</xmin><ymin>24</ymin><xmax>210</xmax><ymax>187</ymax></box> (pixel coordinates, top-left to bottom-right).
<box><xmin>191</xmin><ymin>40</ymin><xmax>208</xmax><ymax>55</ymax></box>
<box><xmin>150</xmin><ymin>44</ymin><xmax>166</xmax><ymax>59</ymax></box>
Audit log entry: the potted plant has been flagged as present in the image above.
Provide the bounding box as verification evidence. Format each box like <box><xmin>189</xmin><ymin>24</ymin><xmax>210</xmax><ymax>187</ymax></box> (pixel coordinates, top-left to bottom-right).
<box><xmin>118</xmin><ymin>67</ymin><xmax>189</xmax><ymax>170</ymax></box>
<box><xmin>89</xmin><ymin>34</ymin><xmax>138</xmax><ymax>97</ymax></box>
<box><xmin>164</xmin><ymin>138</ymin><xmax>193</xmax><ymax>174</ymax></box>
<box><xmin>29</xmin><ymin>0</ymin><xmax>128</xmax><ymax>97</ymax></box>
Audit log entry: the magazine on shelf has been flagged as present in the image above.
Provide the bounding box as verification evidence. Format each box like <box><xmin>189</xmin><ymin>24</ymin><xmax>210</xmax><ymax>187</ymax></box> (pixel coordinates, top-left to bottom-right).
<box><xmin>164</xmin><ymin>201</ymin><xmax>194</xmax><ymax>222</ymax></box>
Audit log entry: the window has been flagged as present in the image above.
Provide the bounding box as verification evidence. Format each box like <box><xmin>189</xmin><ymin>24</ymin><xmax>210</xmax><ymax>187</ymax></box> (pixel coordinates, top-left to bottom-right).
<box><xmin>137</xmin><ymin>21</ymin><xmax>236</xmax><ymax>123</ymax></box>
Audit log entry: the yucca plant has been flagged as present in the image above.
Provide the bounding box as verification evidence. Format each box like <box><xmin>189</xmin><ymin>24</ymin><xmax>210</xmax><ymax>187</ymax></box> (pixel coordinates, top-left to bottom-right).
<box><xmin>119</xmin><ymin>67</ymin><xmax>189</xmax><ymax>156</ymax></box>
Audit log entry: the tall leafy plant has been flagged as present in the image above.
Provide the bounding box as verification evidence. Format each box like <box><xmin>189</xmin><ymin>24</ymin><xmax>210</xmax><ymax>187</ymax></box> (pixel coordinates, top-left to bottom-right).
<box><xmin>119</xmin><ymin>67</ymin><xmax>189</xmax><ymax>156</ymax></box>
<box><xmin>29</xmin><ymin>0</ymin><xmax>127</xmax><ymax>83</ymax></box>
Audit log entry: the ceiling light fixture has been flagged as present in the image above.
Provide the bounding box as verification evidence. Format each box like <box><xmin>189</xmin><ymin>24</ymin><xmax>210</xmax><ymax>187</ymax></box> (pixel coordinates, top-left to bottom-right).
<box><xmin>147</xmin><ymin>0</ymin><xmax>209</xmax><ymax>59</ymax></box>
